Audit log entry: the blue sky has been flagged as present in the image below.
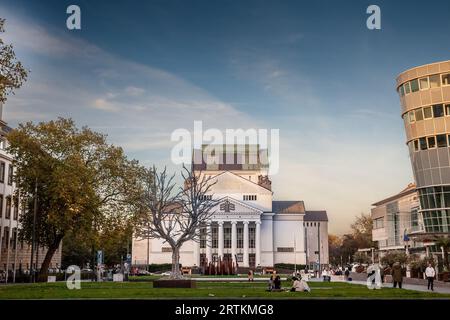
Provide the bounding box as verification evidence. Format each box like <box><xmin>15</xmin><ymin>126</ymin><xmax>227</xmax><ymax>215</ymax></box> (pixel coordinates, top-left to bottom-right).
<box><xmin>2</xmin><ymin>0</ymin><xmax>450</xmax><ymax>234</ymax></box>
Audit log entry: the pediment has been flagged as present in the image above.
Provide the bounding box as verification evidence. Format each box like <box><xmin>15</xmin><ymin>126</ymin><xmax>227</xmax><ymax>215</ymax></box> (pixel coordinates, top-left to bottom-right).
<box><xmin>214</xmin><ymin>196</ymin><xmax>263</xmax><ymax>214</ymax></box>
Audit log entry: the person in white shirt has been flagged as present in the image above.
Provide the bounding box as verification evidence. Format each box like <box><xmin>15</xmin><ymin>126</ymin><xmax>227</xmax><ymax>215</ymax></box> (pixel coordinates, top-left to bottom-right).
<box><xmin>322</xmin><ymin>268</ymin><xmax>330</xmax><ymax>282</ymax></box>
<box><xmin>425</xmin><ymin>262</ymin><xmax>436</xmax><ymax>291</ymax></box>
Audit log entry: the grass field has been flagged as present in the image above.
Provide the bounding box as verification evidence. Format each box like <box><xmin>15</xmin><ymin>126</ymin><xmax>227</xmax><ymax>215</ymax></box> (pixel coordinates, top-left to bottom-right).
<box><xmin>0</xmin><ymin>280</ymin><xmax>449</xmax><ymax>299</ymax></box>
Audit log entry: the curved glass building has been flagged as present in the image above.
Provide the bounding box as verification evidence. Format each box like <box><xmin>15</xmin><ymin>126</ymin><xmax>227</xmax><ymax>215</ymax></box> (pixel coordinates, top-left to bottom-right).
<box><xmin>396</xmin><ymin>60</ymin><xmax>450</xmax><ymax>236</ymax></box>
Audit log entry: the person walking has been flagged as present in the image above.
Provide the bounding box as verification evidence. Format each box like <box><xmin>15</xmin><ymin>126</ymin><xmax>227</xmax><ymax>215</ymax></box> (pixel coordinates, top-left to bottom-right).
<box><xmin>425</xmin><ymin>262</ymin><xmax>436</xmax><ymax>291</ymax></box>
<box><xmin>392</xmin><ymin>262</ymin><xmax>403</xmax><ymax>289</ymax></box>
<box><xmin>344</xmin><ymin>267</ymin><xmax>350</xmax><ymax>281</ymax></box>
<box><xmin>247</xmin><ymin>269</ymin><xmax>254</xmax><ymax>282</ymax></box>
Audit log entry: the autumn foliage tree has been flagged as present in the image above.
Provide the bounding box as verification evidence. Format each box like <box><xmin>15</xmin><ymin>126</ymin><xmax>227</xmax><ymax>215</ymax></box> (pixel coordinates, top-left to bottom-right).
<box><xmin>0</xmin><ymin>18</ymin><xmax>28</xmax><ymax>104</ymax></box>
<box><xmin>7</xmin><ymin>118</ymin><xmax>142</xmax><ymax>279</ymax></box>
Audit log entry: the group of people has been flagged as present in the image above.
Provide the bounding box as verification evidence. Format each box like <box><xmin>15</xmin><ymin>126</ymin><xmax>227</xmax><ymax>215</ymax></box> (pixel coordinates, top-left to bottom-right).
<box><xmin>264</xmin><ymin>271</ymin><xmax>311</xmax><ymax>292</ymax></box>
<box><xmin>391</xmin><ymin>262</ymin><xmax>436</xmax><ymax>291</ymax></box>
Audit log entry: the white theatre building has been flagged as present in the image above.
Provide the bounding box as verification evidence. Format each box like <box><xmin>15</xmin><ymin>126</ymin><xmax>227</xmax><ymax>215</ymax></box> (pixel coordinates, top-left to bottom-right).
<box><xmin>132</xmin><ymin>145</ymin><xmax>329</xmax><ymax>269</ymax></box>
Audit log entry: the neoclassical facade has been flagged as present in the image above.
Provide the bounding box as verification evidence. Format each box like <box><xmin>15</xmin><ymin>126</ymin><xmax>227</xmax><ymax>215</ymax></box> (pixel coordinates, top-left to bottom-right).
<box><xmin>132</xmin><ymin>146</ymin><xmax>329</xmax><ymax>269</ymax></box>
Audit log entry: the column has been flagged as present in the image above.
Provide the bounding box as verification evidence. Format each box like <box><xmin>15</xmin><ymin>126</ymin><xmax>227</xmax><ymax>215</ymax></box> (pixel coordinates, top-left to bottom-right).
<box><xmin>206</xmin><ymin>222</ymin><xmax>212</xmax><ymax>263</ymax></box>
<box><xmin>255</xmin><ymin>221</ymin><xmax>261</xmax><ymax>267</ymax></box>
<box><xmin>231</xmin><ymin>221</ymin><xmax>237</xmax><ymax>263</ymax></box>
<box><xmin>218</xmin><ymin>221</ymin><xmax>224</xmax><ymax>259</ymax></box>
<box><xmin>243</xmin><ymin>221</ymin><xmax>249</xmax><ymax>267</ymax></box>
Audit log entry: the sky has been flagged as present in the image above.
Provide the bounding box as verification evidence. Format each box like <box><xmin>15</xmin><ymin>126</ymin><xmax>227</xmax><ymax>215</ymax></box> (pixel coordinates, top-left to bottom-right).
<box><xmin>1</xmin><ymin>0</ymin><xmax>450</xmax><ymax>235</ymax></box>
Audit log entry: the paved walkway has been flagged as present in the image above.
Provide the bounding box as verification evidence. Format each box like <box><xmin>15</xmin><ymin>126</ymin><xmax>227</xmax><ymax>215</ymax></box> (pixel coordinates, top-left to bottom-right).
<box><xmin>193</xmin><ymin>277</ymin><xmax>450</xmax><ymax>294</ymax></box>
<box><xmin>348</xmin><ymin>280</ymin><xmax>450</xmax><ymax>294</ymax></box>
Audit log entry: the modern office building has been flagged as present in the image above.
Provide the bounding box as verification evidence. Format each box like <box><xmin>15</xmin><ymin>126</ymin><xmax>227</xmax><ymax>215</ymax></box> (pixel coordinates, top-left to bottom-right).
<box><xmin>132</xmin><ymin>145</ymin><xmax>329</xmax><ymax>269</ymax></box>
<box><xmin>396</xmin><ymin>61</ymin><xmax>450</xmax><ymax>254</ymax></box>
<box><xmin>371</xmin><ymin>183</ymin><xmax>426</xmax><ymax>254</ymax></box>
<box><xmin>0</xmin><ymin>103</ymin><xmax>61</xmax><ymax>281</ymax></box>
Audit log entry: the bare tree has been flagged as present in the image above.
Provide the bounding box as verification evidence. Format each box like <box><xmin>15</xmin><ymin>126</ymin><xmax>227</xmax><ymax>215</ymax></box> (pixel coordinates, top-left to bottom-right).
<box><xmin>134</xmin><ymin>165</ymin><xmax>218</xmax><ymax>279</ymax></box>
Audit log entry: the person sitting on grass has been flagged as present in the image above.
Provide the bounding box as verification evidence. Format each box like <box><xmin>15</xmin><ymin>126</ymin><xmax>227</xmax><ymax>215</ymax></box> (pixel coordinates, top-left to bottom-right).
<box><xmin>290</xmin><ymin>276</ymin><xmax>311</xmax><ymax>292</ymax></box>
<box><xmin>273</xmin><ymin>275</ymin><xmax>281</xmax><ymax>290</ymax></box>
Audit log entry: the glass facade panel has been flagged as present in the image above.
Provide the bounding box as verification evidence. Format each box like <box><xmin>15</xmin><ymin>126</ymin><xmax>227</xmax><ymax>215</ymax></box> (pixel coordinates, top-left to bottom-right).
<box><xmin>405</xmin><ymin>82</ymin><xmax>411</xmax><ymax>94</ymax></box>
<box><xmin>419</xmin><ymin>137</ymin><xmax>427</xmax><ymax>150</ymax></box>
<box><xmin>427</xmin><ymin>136</ymin><xmax>436</xmax><ymax>148</ymax></box>
<box><xmin>442</xmin><ymin>73</ymin><xmax>450</xmax><ymax>86</ymax></box>
<box><xmin>415</xmin><ymin>108</ymin><xmax>424</xmax><ymax>121</ymax></box>
<box><xmin>423</xmin><ymin>106</ymin><xmax>433</xmax><ymax>119</ymax></box>
<box><xmin>410</xmin><ymin>79</ymin><xmax>419</xmax><ymax>92</ymax></box>
<box><xmin>419</xmin><ymin>77</ymin><xmax>429</xmax><ymax>90</ymax></box>
<box><xmin>433</xmin><ymin>104</ymin><xmax>444</xmax><ymax>117</ymax></box>
<box><xmin>430</xmin><ymin>74</ymin><xmax>441</xmax><ymax>88</ymax></box>
<box><xmin>437</xmin><ymin>134</ymin><xmax>447</xmax><ymax>148</ymax></box>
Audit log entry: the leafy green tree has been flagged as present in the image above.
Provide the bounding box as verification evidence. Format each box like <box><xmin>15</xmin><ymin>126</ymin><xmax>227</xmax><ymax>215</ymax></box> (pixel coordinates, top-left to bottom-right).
<box><xmin>7</xmin><ymin>118</ymin><xmax>142</xmax><ymax>279</ymax></box>
<box><xmin>350</xmin><ymin>213</ymin><xmax>375</xmax><ymax>249</ymax></box>
<box><xmin>381</xmin><ymin>251</ymin><xmax>408</xmax><ymax>267</ymax></box>
<box><xmin>434</xmin><ymin>236</ymin><xmax>450</xmax><ymax>271</ymax></box>
<box><xmin>0</xmin><ymin>18</ymin><xmax>28</xmax><ymax>104</ymax></box>
<box><xmin>353</xmin><ymin>251</ymin><xmax>371</xmax><ymax>264</ymax></box>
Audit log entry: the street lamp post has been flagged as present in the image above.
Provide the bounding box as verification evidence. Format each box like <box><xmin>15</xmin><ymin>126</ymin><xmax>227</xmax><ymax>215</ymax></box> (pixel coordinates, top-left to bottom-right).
<box><xmin>29</xmin><ymin>178</ymin><xmax>37</xmax><ymax>283</ymax></box>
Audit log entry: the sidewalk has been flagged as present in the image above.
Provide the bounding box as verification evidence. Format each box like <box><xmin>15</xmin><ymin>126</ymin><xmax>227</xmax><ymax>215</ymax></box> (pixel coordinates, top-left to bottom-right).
<box><xmin>349</xmin><ymin>280</ymin><xmax>450</xmax><ymax>294</ymax></box>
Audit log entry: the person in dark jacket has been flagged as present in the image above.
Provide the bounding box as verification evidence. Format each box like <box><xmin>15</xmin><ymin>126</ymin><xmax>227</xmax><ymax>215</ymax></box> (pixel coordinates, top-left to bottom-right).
<box><xmin>392</xmin><ymin>262</ymin><xmax>403</xmax><ymax>289</ymax></box>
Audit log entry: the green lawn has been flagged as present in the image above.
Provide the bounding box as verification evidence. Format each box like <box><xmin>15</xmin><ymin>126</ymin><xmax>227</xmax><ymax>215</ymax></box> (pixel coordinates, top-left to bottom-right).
<box><xmin>0</xmin><ymin>281</ymin><xmax>449</xmax><ymax>299</ymax></box>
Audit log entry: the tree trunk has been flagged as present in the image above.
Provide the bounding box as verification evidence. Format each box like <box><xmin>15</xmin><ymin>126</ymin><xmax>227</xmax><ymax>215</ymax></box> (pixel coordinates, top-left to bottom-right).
<box><xmin>38</xmin><ymin>235</ymin><xmax>63</xmax><ymax>282</ymax></box>
<box><xmin>171</xmin><ymin>246</ymin><xmax>182</xmax><ymax>279</ymax></box>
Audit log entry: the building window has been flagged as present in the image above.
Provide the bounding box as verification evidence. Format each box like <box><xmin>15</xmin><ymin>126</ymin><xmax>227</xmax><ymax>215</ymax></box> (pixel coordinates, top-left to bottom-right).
<box><xmin>237</xmin><ymin>226</ymin><xmax>243</xmax><ymax>248</ymax></box>
<box><xmin>441</xmin><ymin>73</ymin><xmax>450</xmax><ymax>86</ymax></box>
<box><xmin>427</xmin><ymin>136</ymin><xmax>436</xmax><ymax>149</ymax></box>
<box><xmin>423</xmin><ymin>106</ymin><xmax>433</xmax><ymax>119</ymax></box>
<box><xmin>13</xmin><ymin>197</ymin><xmax>19</xmax><ymax>220</ymax></box>
<box><xmin>224</xmin><ymin>226</ymin><xmax>231</xmax><ymax>248</ymax></box>
<box><xmin>419</xmin><ymin>77</ymin><xmax>429</xmax><ymax>90</ymax></box>
<box><xmin>249</xmin><ymin>226</ymin><xmax>255</xmax><ymax>248</ymax></box>
<box><xmin>0</xmin><ymin>194</ymin><xmax>3</xmax><ymax>218</ymax></box>
<box><xmin>236</xmin><ymin>253</ymin><xmax>243</xmax><ymax>263</ymax></box>
<box><xmin>212</xmin><ymin>226</ymin><xmax>218</xmax><ymax>248</ymax></box>
<box><xmin>399</xmin><ymin>85</ymin><xmax>405</xmax><ymax>96</ymax></box>
<box><xmin>277</xmin><ymin>247</ymin><xmax>294</xmax><ymax>252</ymax></box>
<box><xmin>7</xmin><ymin>164</ymin><xmax>13</xmax><ymax>185</ymax></box>
<box><xmin>374</xmin><ymin>217</ymin><xmax>384</xmax><ymax>229</ymax></box>
<box><xmin>446</xmin><ymin>104</ymin><xmax>450</xmax><ymax>116</ymax></box>
<box><xmin>200</xmin><ymin>195</ymin><xmax>212</xmax><ymax>201</ymax></box>
<box><xmin>0</xmin><ymin>162</ymin><xmax>5</xmax><ymax>183</ymax></box>
<box><xmin>404</xmin><ymin>82</ymin><xmax>411</xmax><ymax>94</ymax></box>
<box><xmin>437</xmin><ymin>134</ymin><xmax>447</xmax><ymax>148</ymax></box>
<box><xmin>415</xmin><ymin>109</ymin><xmax>424</xmax><ymax>121</ymax></box>
<box><xmin>5</xmin><ymin>196</ymin><xmax>11</xmax><ymax>219</ymax></box>
<box><xmin>243</xmin><ymin>195</ymin><xmax>257</xmax><ymax>201</ymax></box>
<box><xmin>433</xmin><ymin>104</ymin><xmax>444</xmax><ymax>118</ymax></box>
<box><xmin>413</xmin><ymin>140</ymin><xmax>419</xmax><ymax>152</ymax></box>
<box><xmin>408</xmin><ymin>111</ymin><xmax>415</xmax><ymax>123</ymax></box>
<box><xmin>161</xmin><ymin>247</ymin><xmax>172</xmax><ymax>252</ymax></box>
<box><xmin>430</xmin><ymin>74</ymin><xmax>441</xmax><ymax>88</ymax></box>
<box><xmin>200</xmin><ymin>226</ymin><xmax>206</xmax><ymax>249</ymax></box>
<box><xmin>410</xmin><ymin>79</ymin><xmax>419</xmax><ymax>92</ymax></box>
